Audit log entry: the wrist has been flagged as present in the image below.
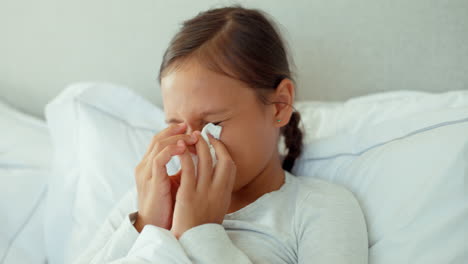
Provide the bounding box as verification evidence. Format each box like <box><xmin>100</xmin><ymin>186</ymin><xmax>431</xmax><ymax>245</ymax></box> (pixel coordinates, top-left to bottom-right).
<box><xmin>133</xmin><ymin>214</ymin><xmax>145</xmax><ymax>233</ymax></box>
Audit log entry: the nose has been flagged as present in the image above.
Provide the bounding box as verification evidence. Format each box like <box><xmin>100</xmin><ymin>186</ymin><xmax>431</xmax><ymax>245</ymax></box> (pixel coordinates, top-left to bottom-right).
<box><xmin>184</xmin><ymin>124</ymin><xmax>201</xmax><ymax>155</ymax></box>
<box><xmin>184</xmin><ymin>123</ymin><xmax>203</xmax><ymax>135</ymax></box>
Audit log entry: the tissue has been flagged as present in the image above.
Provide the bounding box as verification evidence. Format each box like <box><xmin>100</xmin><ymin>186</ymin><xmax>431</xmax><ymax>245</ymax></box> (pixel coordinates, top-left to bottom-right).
<box><xmin>166</xmin><ymin>123</ymin><xmax>222</xmax><ymax>176</ymax></box>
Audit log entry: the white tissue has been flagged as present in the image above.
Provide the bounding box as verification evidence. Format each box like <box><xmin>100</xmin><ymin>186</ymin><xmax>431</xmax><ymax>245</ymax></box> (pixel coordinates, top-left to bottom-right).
<box><xmin>166</xmin><ymin>123</ymin><xmax>222</xmax><ymax>176</ymax></box>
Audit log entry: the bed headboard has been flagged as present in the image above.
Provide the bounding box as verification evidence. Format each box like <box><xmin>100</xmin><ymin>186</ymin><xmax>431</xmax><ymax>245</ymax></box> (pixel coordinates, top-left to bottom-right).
<box><xmin>1</xmin><ymin>0</ymin><xmax>467</xmax><ymax>119</ymax></box>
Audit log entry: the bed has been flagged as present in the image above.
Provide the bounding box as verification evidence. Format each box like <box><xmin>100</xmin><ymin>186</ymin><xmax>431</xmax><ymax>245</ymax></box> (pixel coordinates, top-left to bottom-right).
<box><xmin>1</xmin><ymin>1</ymin><xmax>467</xmax><ymax>263</ymax></box>
<box><xmin>1</xmin><ymin>84</ymin><xmax>467</xmax><ymax>264</ymax></box>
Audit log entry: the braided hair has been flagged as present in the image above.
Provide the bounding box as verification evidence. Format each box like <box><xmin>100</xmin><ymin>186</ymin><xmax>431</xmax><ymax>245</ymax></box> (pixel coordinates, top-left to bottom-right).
<box><xmin>280</xmin><ymin>111</ymin><xmax>304</xmax><ymax>172</ymax></box>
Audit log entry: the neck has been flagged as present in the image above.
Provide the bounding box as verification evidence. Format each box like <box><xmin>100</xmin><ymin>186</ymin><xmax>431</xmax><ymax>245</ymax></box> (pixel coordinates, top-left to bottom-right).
<box><xmin>227</xmin><ymin>152</ymin><xmax>286</xmax><ymax>214</ymax></box>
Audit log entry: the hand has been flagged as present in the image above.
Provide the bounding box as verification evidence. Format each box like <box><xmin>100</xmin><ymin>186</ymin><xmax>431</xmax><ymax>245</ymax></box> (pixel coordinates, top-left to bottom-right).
<box><xmin>133</xmin><ymin>123</ymin><xmax>199</xmax><ymax>232</ymax></box>
<box><xmin>171</xmin><ymin>131</ymin><xmax>236</xmax><ymax>239</ymax></box>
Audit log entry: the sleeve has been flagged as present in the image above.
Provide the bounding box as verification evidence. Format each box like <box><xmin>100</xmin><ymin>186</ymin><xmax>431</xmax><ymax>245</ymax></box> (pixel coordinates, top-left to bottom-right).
<box><xmin>178</xmin><ymin>223</ymin><xmax>253</xmax><ymax>263</ymax></box>
<box><xmin>73</xmin><ymin>187</ymin><xmax>252</xmax><ymax>264</ymax></box>
<box><xmin>72</xmin><ymin>185</ymin><xmax>191</xmax><ymax>264</ymax></box>
<box><xmin>295</xmin><ymin>186</ymin><xmax>369</xmax><ymax>264</ymax></box>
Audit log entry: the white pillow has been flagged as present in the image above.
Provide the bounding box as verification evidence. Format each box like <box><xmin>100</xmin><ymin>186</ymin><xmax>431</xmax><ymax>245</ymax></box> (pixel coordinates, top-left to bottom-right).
<box><xmin>44</xmin><ymin>82</ymin><xmax>167</xmax><ymax>264</ymax></box>
<box><xmin>0</xmin><ymin>101</ymin><xmax>50</xmax><ymax>264</ymax></box>
<box><xmin>294</xmin><ymin>90</ymin><xmax>468</xmax><ymax>143</ymax></box>
<box><xmin>293</xmin><ymin>97</ymin><xmax>468</xmax><ymax>263</ymax></box>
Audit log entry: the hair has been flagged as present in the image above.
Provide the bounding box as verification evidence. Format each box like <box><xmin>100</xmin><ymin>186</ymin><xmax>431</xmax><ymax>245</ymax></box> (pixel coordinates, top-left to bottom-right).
<box><xmin>158</xmin><ymin>5</ymin><xmax>304</xmax><ymax>173</ymax></box>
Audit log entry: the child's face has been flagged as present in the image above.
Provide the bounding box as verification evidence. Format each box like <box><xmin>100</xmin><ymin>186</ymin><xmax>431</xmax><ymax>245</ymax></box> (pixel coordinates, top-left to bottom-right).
<box><xmin>161</xmin><ymin>59</ymin><xmax>280</xmax><ymax>192</ymax></box>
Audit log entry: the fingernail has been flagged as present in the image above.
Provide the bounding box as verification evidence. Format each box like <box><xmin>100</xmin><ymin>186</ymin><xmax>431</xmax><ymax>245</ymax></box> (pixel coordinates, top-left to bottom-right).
<box><xmin>177</xmin><ymin>139</ymin><xmax>185</xmax><ymax>146</ymax></box>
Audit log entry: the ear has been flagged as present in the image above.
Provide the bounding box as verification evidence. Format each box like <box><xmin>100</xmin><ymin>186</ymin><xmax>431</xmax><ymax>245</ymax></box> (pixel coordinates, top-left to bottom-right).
<box><xmin>271</xmin><ymin>78</ymin><xmax>295</xmax><ymax>127</ymax></box>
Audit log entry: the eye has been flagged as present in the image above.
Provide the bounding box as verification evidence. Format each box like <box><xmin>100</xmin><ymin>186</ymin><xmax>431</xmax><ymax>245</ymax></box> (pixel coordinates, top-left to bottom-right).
<box><xmin>212</xmin><ymin>121</ymin><xmax>222</xmax><ymax>126</ymax></box>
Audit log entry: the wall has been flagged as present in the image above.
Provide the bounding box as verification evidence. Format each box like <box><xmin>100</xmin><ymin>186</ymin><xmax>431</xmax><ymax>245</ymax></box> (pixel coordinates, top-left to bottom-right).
<box><xmin>1</xmin><ymin>0</ymin><xmax>467</xmax><ymax>119</ymax></box>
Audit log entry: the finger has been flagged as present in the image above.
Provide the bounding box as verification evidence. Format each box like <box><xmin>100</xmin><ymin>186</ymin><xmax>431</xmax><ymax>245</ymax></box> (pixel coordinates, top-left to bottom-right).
<box><xmin>143</xmin><ymin>123</ymin><xmax>186</xmax><ymax>159</ymax></box>
<box><xmin>152</xmin><ymin>143</ymin><xmax>186</xmax><ymax>182</ymax></box>
<box><xmin>147</xmin><ymin>133</ymin><xmax>198</xmax><ymax>162</ymax></box>
<box><xmin>134</xmin><ymin>163</ymin><xmax>145</xmax><ymax>192</ymax></box>
<box><xmin>227</xmin><ymin>163</ymin><xmax>236</xmax><ymax>190</ymax></box>
<box><xmin>193</xmin><ymin>131</ymin><xmax>213</xmax><ymax>191</ymax></box>
<box><xmin>208</xmin><ymin>134</ymin><xmax>236</xmax><ymax>189</ymax></box>
<box><xmin>207</xmin><ymin>133</ymin><xmax>232</xmax><ymax>163</ymax></box>
<box><xmin>143</xmin><ymin>123</ymin><xmax>187</xmax><ymax>158</ymax></box>
<box><xmin>177</xmin><ymin>139</ymin><xmax>196</xmax><ymax>191</ymax></box>
<box><xmin>212</xmin><ymin>158</ymin><xmax>237</xmax><ymax>191</ymax></box>
<box><xmin>170</xmin><ymin>171</ymin><xmax>181</xmax><ymax>204</ymax></box>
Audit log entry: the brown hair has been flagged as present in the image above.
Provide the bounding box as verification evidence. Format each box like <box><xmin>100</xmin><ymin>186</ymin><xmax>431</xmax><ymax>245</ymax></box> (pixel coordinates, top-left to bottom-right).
<box><xmin>158</xmin><ymin>5</ymin><xmax>303</xmax><ymax>173</ymax></box>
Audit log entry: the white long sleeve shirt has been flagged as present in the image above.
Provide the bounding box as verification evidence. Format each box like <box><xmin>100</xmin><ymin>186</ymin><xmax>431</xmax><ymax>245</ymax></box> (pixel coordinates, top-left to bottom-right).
<box><xmin>73</xmin><ymin>170</ymin><xmax>368</xmax><ymax>264</ymax></box>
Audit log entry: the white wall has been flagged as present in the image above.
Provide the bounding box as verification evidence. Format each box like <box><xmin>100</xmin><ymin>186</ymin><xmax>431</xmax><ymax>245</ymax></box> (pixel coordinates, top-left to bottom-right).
<box><xmin>1</xmin><ymin>0</ymin><xmax>467</xmax><ymax>119</ymax></box>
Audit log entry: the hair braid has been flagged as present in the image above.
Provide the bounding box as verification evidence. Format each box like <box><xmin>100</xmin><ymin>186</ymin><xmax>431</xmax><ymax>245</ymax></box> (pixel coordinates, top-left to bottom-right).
<box><xmin>280</xmin><ymin>111</ymin><xmax>303</xmax><ymax>173</ymax></box>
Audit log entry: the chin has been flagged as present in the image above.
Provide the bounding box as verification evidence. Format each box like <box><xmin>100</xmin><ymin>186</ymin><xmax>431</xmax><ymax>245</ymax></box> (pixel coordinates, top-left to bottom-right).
<box><xmin>231</xmin><ymin>170</ymin><xmax>255</xmax><ymax>192</ymax></box>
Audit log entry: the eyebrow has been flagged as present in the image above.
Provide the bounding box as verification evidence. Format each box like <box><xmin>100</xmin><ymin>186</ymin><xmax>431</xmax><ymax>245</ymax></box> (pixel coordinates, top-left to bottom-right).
<box><xmin>165</xmin><ymin>108</ymin><xmax>230</xmax><ymax>124</ymax></box>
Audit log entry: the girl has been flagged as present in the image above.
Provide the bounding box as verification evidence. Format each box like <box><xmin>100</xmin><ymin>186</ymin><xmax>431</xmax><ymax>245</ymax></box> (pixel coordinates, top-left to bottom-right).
<box><xmin>75</xmin><ymin>5</ymin><xmax>368</xmax><ymax>264</ymax></box>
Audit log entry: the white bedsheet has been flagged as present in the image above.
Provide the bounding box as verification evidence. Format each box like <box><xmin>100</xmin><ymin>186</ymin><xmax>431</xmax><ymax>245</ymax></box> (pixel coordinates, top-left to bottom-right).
<box><xmin>0</xmin><ymin>100</ymin><xmax>51</xmax><ymax>264</ymax></box>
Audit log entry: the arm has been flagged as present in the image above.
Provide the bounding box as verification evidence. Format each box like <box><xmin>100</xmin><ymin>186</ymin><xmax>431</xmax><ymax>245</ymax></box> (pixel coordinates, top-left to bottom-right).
<box><xmin>296</xmin><ymin>186</ymin><xmax>369</xmax><ymax>264</ymax></box>
<box><xmin>72</xmin><ymin>188</ymin><xmax>192</xmax><ymax>264</ymax></box>
<box><xmin>74</xmin><ymin>126</ymin><xmax>252</xmax><ymax>263</ymax></box>
<box><xmin>72</xmin><ymin>188</ymin><xmax>249</xmax><ymax>264</ymax></box>
<box><xmin>156</xmin><ymin>129</ymin><xmax>253</xmax><ymax>263</ymax></box>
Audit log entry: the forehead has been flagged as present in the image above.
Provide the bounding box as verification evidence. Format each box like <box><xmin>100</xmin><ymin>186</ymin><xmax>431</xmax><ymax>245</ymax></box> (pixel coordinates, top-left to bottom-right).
<box><xmin>160</xmin><ymin>59</ymin><xmax>255</xmax><ymax>116</ymax></box>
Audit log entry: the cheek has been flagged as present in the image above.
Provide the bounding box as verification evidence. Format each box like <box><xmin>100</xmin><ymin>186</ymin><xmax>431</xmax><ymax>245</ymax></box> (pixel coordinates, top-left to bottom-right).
<box><xmin>219</xmin><ymin>118</ymin><xmax>277</xmax><ymax>190</ymax></box>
